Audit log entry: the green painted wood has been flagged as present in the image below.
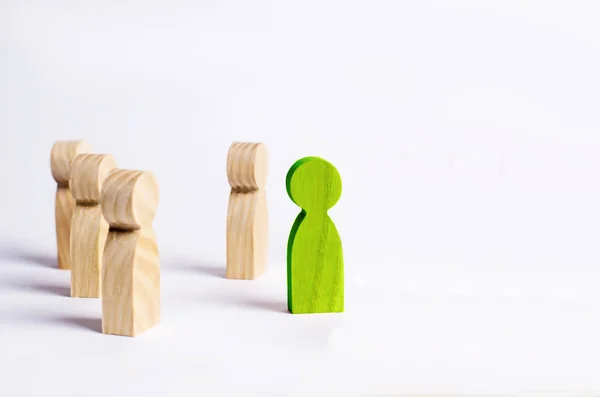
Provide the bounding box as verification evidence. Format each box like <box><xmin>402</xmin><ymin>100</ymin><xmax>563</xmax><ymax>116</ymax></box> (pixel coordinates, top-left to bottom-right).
<box><xmin>286</xmin><ymin>156</ymin><xmax>343</xmax><ymax>314</ymax></box>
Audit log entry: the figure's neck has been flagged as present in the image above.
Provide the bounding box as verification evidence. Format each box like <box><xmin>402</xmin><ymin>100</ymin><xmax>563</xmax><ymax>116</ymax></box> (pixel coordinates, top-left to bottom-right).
<box><xmin>304</xmin><ymin>210</ymin><xmax>328</xmax><ymax>220</ymax></box>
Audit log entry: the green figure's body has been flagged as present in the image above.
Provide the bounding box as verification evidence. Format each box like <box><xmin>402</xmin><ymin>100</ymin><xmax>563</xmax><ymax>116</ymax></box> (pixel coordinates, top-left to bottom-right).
<box><xmin>286</xmin><ymin>157</ymin><xmax>343</xmax><ymax>314</ymax></box>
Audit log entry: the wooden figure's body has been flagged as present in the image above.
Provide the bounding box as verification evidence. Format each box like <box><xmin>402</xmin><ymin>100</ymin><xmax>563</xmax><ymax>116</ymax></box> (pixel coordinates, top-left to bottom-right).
<box><xmin>50</xmin><ymin>140</ymin><xmax>92</xmax><ymax>270</ymax></box>
<box><xmin>69</xmin><ymin>154</ymin><xmax>117</xmax><ymax>298</ymax></box>
<box><xmin>226</xmin><ymin>142</ymin><xmax>268</xmax><ymax>279</ymax></box>
<box><xmin>100</xmin><ymin>169</ymin><xmax>160</xmax><ymax>337</ymax></box>
<box><xmin>286</xmin><ymin>157</ymin><xmax>343</xmax><ymax>314</ymax></box>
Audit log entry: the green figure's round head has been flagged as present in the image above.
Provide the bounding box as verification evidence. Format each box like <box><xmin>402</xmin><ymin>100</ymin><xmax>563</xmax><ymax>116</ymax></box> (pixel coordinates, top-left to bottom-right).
<box><xmin>286</xmin><ymin>157</ymin><xmax>342</xmax><ymax>211</ymax></box>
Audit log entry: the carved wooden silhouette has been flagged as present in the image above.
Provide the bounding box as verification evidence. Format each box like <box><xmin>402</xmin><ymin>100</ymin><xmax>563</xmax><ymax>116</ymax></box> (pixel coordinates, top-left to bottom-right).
<box><xmin>50</xmin><ymin>140</ymin><xmax>92</xmax><ymax>270</ymax></box>
<box><xmin>69</xmin><ymin>154</ymin><xmax>117</xmax><ymax>298</ymax></box>
<box><xmin>226</xmin><ymin>142</ymin><xmax>268</xmax><ymax>279</ymax></box>
<box><xmin>100</xmin><ymin>169</ymin><xmax>160</xmax><ymax>337</ymax></box>
<box><xmin>286</xmin><ymin>157</ymin><xmax>343</xmax><ymax>314</ymax></box>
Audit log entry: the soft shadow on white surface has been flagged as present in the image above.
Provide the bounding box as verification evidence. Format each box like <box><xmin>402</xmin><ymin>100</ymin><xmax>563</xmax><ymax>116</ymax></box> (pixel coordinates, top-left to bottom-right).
<box><xmin>233</xmin><ymin>297</ymin><xmax>288</xmax><ymax>314</ymax></box>
<box><xmin>164</xmin><ymin>257</ymin><xmax>289</xmax><ymax>313</ymax></box>
<box><xmin>0</xmin><ymin>241</ymin><xmax>57</xmax><ymax>269</ymax></box>
<box><xmin>163</xmin><ymin>257</ymin><xmax>225</xmax><ymax>279</ymax></box>
<box><xmin>52</xmin><ymin>315</ymin><xmax>102</xmax><ymax>333</ymax></box>
<box><xmin>0</xmin><ymin>280</ymin><xmax>70</xmax><ymax>297</ymax></box>
<box><xmin>197</xmin><ymin>293</ymin><xmax>289</xmax><ymax>314</ymax></box>
<box><xmin>2</xmin><ymin>254</ymin><xmax>600</xmax><ymax>396</ymax></box>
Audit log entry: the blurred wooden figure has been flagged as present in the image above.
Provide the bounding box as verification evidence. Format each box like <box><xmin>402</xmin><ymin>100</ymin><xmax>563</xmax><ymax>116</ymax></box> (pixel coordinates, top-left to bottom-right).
<box><xmin>226</xmin><ymin>142</ymin><xmax>268</xmax><ymax>279</ymax></box>
<box><xmin>101</xmin><ymin>169</ymin><xmax>160</xmax><ymax>337</ymax></box>
<box><xmin>50</xmin><ymin>140</ymin><xmax>92</xmax><ymax>270</ymax></box>
<box><xmin>69</xmin><ymin>154</ymin><xmax>117</xmax><ymax>298</ymax></box>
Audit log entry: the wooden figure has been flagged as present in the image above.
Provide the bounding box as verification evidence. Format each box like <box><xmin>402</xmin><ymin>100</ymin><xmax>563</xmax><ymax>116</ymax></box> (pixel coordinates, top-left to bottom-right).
<box><xmin>226</xmin><ymin>142</ymin><xmax>268</xmax><ymax>279</ymax></box>
<box><xmin>100</xmin><ymin>169</ymin><xmax>160</xmax><ymax>337</ymax></box>
<box><xmin>286</xmin><ymin>157</ymin><xmax>343</xmax><ymax>314</ymax></box>
<box><xmin>50</xmin><ymin>140</ymin><xmax>92</xmax><ymax>270</ymax></box>
<box><xmin>69</xmin><ymin>154</ymin><xmax>117</xmax><ymax>298</ymax></box>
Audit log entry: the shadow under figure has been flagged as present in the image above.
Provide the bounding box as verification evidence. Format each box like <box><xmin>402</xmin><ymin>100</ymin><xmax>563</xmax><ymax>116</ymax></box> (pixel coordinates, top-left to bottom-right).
<box><xmin>54</xmin><ymin>316</ymin><xmax>102</xmax><ymax>333</ymax></box>
<box><xmin>0</xmin><ymin>251</ymin><xmax>56</xmax><ymax>268</ymax></box>
<box><xmin>286</xmin><ymin>157</ymin><xmax>344</xmax><ymax>314</ymax></box>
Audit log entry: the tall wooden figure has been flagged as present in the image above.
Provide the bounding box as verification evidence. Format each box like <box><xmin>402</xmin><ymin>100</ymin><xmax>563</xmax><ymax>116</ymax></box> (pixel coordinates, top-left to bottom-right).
<box><xmin>50</xmin><ymin>140</ymin><xmax>92</xmax><ymax>270</ymax></box>
<box><xmin>286</xmin><ymin>157</ymin><xmax>343</xmax><ymax>314</ymax></box>
<box><xmin>226</xmin><ymin>142</ymin><xmax>268</xmax><ymax>279</ymax></box>
<box><xmin>69</xmin><ymin>154</ymin><xmax>117</xmax><ymax>298</ymax></box>
<box><xmin>100</xmin><ymin>169</ymin><xmax>160</xmax><ymax>337</ymax></box>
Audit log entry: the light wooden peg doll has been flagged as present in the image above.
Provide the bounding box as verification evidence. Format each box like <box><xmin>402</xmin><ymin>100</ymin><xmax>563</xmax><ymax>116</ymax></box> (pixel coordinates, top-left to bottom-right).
<box><xmin>69</xmin><ymin>154</ymin><xmax>117</xmax><ymax>298</ymax></box>
<box><xmin>226</xmin><ymin>142</ymin><xmax>268</xmax><ymax>280</ymax></box>
<box><xmin>50</xmin><ymin>140</ymin><xmax>92</xmax><ymax>270</ymax></box>
<box><xmin>101</xmin><ymin>169</ymin><xmax>160</xmax><ymax>337</ymax></box>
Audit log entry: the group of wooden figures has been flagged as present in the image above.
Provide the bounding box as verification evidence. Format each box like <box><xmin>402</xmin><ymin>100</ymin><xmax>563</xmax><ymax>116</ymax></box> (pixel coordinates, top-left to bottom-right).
<box><xmin>50</xmin><ymin>140</ymin><xmax>344</xmax><ymax>338</ymax></box>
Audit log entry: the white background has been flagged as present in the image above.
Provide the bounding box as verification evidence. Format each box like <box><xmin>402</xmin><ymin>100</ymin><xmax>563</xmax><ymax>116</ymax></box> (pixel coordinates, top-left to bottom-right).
<box><xmin>1</xmin><ymin>1</ymin><xmax>600</xmax><ymax>396</ymax></box>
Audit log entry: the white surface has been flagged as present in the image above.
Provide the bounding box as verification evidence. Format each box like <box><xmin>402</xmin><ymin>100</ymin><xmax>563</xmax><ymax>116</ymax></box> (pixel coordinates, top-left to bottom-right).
<box><xmin>2</xmin><ymin>257</ymin><xmax>600</xmax><ymax>396</ymax></box>
<box><xmin>2</xmin><ymin>1</ymin><xmax>600</xmax><ymax>396</ymax></box>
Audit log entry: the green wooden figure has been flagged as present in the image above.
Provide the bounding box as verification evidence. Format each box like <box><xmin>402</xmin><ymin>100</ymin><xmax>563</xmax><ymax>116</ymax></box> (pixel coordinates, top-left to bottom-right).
<box><xmin>286</xmin><ymin>156</ymin><xmax>343</xmax><ymax>314</ymax></box>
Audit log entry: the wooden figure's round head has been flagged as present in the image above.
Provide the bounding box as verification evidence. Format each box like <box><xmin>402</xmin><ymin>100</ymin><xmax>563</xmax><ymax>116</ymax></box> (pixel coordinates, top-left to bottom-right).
<box><xmin>101</xmin><ymin>169</ymin><xmax>159</xmax><ymax>230</ymax></box>
<box><xmin>50</xmin><ymin>140</ymin><xmax>92</xmax><ymax>186</ymax></box>
<box><xmin>286</xmin><ymin>157</ymin><xmax>342</xmax><ymax>211</ymax></box>
<box><xmin>70</xmin><ymin>154</ymin><xmax>117</xmax><ymax>205</ymax></box>
<box><xmin>227</xmin><ymin>142</ymin><xmax>268</xmax><ymax>191</ymax></box>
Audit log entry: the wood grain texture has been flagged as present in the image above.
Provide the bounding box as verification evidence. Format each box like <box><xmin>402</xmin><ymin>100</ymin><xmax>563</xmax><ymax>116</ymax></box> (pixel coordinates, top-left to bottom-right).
<box><xmin>226</xmin><ymin>142</ymin><xmax>268</xmax><ymax>280</ymax></box>
<box><xmin>100</xmin><ymin>169</ymin><xmax>160</xmax><ymax>337</ymax></box>
<box><xmin>69</xmin><ymin>154</ymin><xmax>117</xmax><ymax>298</ymax></box>
<box><xmin>50</xmin><ymin>140</ymin><xmax>92</xmax><ymax>270</ymax></box>
<box><xmin>286</xmin><ymin>157</ymin><xmax>344</xmax><ymax>314</ymax></box>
